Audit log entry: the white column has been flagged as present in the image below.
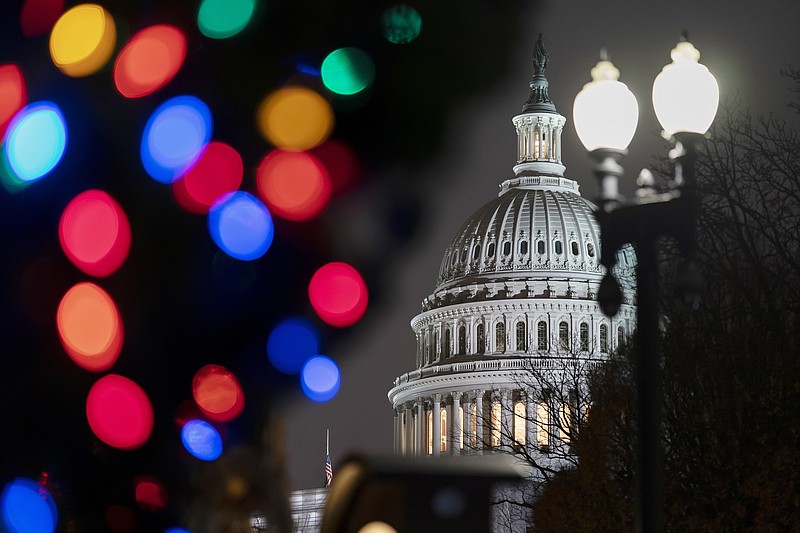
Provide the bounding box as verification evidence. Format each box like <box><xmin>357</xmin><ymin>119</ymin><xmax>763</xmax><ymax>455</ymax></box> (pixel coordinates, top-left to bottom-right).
<box><xmin>432</xmin><ymin>394</ymin><xmax>441</xmax><ymax>457</ymax></box>
<box><xmin>415</xmin><ymin>401</ymin><xmax>423</xmax><ymax>456</ymax></box>
<box><xmin>393</xmin><ymin>408</ymin><xmax>399</xmax><ymax>454</ymax></box>
<box><xmin>526</xmin><ymin>394</ymin><xmax>535</xmax><ymax>455</ymax></box>
<box><xmin>463</xmin><ymin>394</ymin><xmax>474</xmax><ymax>453</ymax></box>
<box><xmin>475</xmin><ymin>390</ymin><xmax>484</xmax><ymax>455</ymax></box>
<box><xmin>451</xmin><ymin>393</ymin><xmax>462</xmax><ymax>456</ymax></box>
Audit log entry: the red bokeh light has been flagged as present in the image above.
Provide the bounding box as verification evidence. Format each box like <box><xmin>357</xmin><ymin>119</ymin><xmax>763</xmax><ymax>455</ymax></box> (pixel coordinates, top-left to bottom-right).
<box><xmin>114</xmin><ymin>25</ymin><xmax>186</xmax><ymax>98</ymax></box>
<box><xmin>86</xmin><ymin>374</ymin><xmax>153</xmax><ymax>450</ymax></box>
<box><xmin>59</xmin><ymin>190</ymin><xmax>131</xmax><ymax>277</ymax></box>
<box><xmin>172</xmin><ymin>141</ymin><xmax>243</xmax><ymax>214</ymax></box>
<box><xmin>192</xmin><ymin>364</ymin><xmax>244</xmax><ymax>422</ymax></box>
<box><xmin>134</xmin><ymin>475</ymin><xmax>168</xmax><ymax>512</ymax></box>
<box><xmin>308</xmin><ymin>262</ymin><xmax>368</xmax><ymax>327</ymax></box>
<box><xmin>0</xmin><ymin>64</ymin><xmax>27</xmax><ymax>139</ymax></box>
<box><xmin>19</xmin><ymin>0</ymin><xmax>64</xmax><ymax>37</ymax></box>
<box><xmin>106</xmin><ymin>504</ymin><xmax>136</xmax><ymax>533</ymax></box>
<box><xmin>57</xmin><ymin>282</ymin><xmax>123</xmax><ymax>372</ymax></box>
<box><xmin>256</xmin><ymin>149</ymin><xmax>332</xmax><ymax>221</ymax></box>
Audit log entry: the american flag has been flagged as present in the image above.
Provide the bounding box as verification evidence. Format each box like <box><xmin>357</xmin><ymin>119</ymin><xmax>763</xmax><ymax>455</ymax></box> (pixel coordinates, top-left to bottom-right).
<box><xmin>325</xmin><ymin>454</ymin><xmax>333</xmax><ymax>488</ymax></box>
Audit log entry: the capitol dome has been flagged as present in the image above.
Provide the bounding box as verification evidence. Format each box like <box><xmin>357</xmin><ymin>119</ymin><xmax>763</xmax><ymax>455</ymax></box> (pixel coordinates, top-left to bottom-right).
<box><xmin>387</xmin><ymin>37</ymin><xmax>636</xmax><ymax>530</ymax></box>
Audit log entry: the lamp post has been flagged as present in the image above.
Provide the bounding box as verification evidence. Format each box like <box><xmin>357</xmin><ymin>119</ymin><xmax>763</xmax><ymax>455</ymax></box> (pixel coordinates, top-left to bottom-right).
<box><xmin>573</xmin><ymin>38</ymin><xmax>719</xmax><ymax>533</ymax></box>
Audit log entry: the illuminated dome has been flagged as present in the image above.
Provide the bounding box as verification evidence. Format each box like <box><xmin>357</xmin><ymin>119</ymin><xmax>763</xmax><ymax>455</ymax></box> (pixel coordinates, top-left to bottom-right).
<box><xmin>388</xmin><ymin>39</ymin><xmax>637</xmax><ymax>518</ymax></box>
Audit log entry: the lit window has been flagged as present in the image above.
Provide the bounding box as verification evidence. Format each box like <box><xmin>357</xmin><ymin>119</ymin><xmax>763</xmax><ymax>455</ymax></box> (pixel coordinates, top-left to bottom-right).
<box><xmin>600</xmin><ymin>324</ymin><xmax>608</xmax><ymax>353</ymax></box>
<box><xmin>495</xmin><ymin>322</ymin><xmax>506</xmax><ymax>352</ymax></box>
<box><xmin>559</xmin><ymin>321</ymin><xmax>569</xmax><ymax>350</ymax></box>
<box><xmin>458</xmin><ymin>325</ymin><xmax>466</xmax><ymax>355</ymax></box>
<box><xmin>459</xmin><ymin>405</ymin><xmax>464</xmax><ymax>449</ymax></box>
<box><xmin>537</xmin><ymin>321</ymin><xmax>548</xmax><ymax>351</ymax></box>
<box><xmin>470</xmin><ymin>403</ymin><xmax>478</xmax><ymax>448</ymax></box>
<box><xmin>571</xmin><ymin>241</ymin><xmax>579</xmax><ymax>255</ymax></box>
<box><xmin>580</xmin><ymin>323</ymin><xmax>589</xmax><ymax>351</ymax></box>
<box><xmin>559</xmin><ymin>402</ymin><xmax>572</xmax><ymax>443</ymax></box>
<box><xmin>514</xmin><ymin>401</ymin><xmax>526</xmax><ymax>446</ymax></box>
<box><xmin>536</xmin><ymin>400</ymin><xmax>549</xmax><ymax>446</ymax></box>
<box><xmin>520</xmin><ymin>240</ymin><xmax>529</xmax><ymax>255</ymax></box>
<box><xmin>476</xmin><ymin>323</ymin><xmax>485</xmax><ymax>354</ymax></box>
<box><xmin>554</xmin><ymin>241</ymin><xmax>563</xmax><ymax>255</ymax></box>
<box><xmin>427</xmin><ymin>411</ymin><xmax>433</xmax><ymax>455</ymax></box>
<box><xmin>537</xmin><ymin>240</ymin><xmax>545</xmax><ymax>254</ymax></box>
<box><xmin>491</xmin><ymin>401</ymin><xmax>501</xmax><ymax>448</ymax></box>
<box><xmin>515</xmin><ymin>321</ymin><xmax>526</xmax><ymax>351</ymax></box>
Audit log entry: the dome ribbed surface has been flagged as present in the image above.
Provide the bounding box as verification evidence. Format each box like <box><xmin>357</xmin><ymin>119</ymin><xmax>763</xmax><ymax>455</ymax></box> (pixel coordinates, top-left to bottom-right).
<box><xmin>437</xmin><ymin>179</ymin><xmax>606</xmax><ymax>290</ymax></box>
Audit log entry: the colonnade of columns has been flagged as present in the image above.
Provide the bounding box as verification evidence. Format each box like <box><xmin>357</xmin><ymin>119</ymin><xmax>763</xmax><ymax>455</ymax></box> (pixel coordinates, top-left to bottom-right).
<box><xmin>393</xmin><ymin>388</ymin><xmax>554</xmax><ymax>457</ymax></box>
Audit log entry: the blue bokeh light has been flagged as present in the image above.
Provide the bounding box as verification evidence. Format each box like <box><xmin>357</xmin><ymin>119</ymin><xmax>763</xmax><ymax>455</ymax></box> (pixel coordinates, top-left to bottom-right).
<box><xmin>181</xmin><ymin>419</ymin><xmax>223</xmax><ymax>461</ymax></box>
<box><xmin>208</xmin><ymin>191</ymin><xmax>274</xmax><ymax>261</ymax></box>
<box><xmin>165</xmin><ymin>528</ymin><xmax>192</xmax><ymax>533</ymax></box>
<box><xmin>301</xmin><ymin>355</ymin><xmax>340</xmax><ymax>403</ymax></box>
<box><xmin>141</xmin><ymin>95</ymin><xmax>212</xmax><ymax>183</ymax></box>
<box><xmin>267</xmin><ymin>317</ymin><xmax>320</xmax><ymax>375</ymax></box>
<box><xmin>4</xmin><ymin>101</ymin><xmax>67</xmax><ymax>183</ymax></box>
<box><xmin>1</xmin><ymin>477</ymin><xmax>58</xmax><ymax>533</ymax></box>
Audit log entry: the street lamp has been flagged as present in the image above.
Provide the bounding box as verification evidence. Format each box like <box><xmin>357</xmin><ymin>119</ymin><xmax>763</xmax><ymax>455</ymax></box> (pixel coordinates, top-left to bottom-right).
<box><xmin>573</xmin><ymin>38</ymin><xmax>719</xmax><ymax>533</ymax></box>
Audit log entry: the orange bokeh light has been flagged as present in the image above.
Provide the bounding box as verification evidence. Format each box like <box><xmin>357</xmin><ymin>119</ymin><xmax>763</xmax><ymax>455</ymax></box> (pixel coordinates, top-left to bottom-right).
<box><xmin>192</xmin><ymin>364</ymin><xmax>244</xmax><ymax>422</ymax></box>
<box><xmin>59</xmin><ymin>189</ymin><xmax>131</xmax><ymax>277</ymax></box>
<box><xmin>0</xmin><ymin>64</ymin><xmax>27</xmax><ymax>139</ymax></box>
<box><xmin>114</xmin><ymin>25</ymin><xmax>186</xmax><ymax>98</ymax></box>
<box><xmin>256</xmin><ymin>149</ymin><xmax>331</xmax><ymax>221</ymax></box>
<box><xmin>172</xmin><ymin>141</ymin><xmax>243</xmax><ymax>214</ymax></box>
<box><xmin>57</xmin><ymin>282</ymin><xmax>123</xmax><ymax>372</ymax></box>
<box><xmin>256</xmin><ymin>86</ymin><xmax>334</xmax><ymax>151</ymax></box>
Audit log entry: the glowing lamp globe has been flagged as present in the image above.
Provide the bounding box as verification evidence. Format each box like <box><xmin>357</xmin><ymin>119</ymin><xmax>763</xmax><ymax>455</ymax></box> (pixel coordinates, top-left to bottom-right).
<box><xmin>573</xmin><ymin>58</ymin><xmax>638</xmax><ymax>152</ymax></box>
<box><xmin>652</xmin><ymin>40</ymin><xmax>719</xmax><ymax>136</ymax></box>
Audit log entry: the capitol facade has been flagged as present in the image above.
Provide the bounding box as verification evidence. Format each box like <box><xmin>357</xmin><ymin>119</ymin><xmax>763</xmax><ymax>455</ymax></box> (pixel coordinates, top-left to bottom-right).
<box><xmin>386</xmin><ymin>38</ymin><xmax>636</xmax><ymax>527</ymax></box>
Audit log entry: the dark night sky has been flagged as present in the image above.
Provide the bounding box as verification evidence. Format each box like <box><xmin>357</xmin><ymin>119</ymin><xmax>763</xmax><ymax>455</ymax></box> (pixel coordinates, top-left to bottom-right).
<box><xmin>283</xmin><ymin>0</ymin><xmax>800</xmax><ymax>490</ymax></box>
<box><xmin>2</xmin><ymin>0</ymin><xmax>800</xmax><ymax>528</ymax></box>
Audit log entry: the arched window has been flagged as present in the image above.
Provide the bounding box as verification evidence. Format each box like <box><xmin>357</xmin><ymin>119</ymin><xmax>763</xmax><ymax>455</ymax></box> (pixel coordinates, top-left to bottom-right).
<box><xmin>460</xmin><ymin>248</ymin><xmax>467</xmax><ymax>262</ymax></box>
<box><xmin>476</xmin><ymin>323</ymin><xmax>485</xmax><ymax>354</ymax></box>
<box><xmin>487</xmin><ymin>242</ymin><xmax>495</xmax><ymax>257</ymax></box>
<box><xmin>458</xmin><ymin>325</ymin><xmax>466</xmax><ymax>355</ymax></box>
<box><xmin>537</xmin><ymin>240</ymin><xmax>545</xmax><ymax>254</ymax></box>
<box><xmin>516</xmin><ymin>321</ymin><xmax>527</xmax><ymax>351</ymax></box>
<box><xmin>600</xmin><ymin>324</ymin><xmax>609</xmax><ymax>353</ymax></box>
<box><xmin>440</xmin><ymin>408</ymin><xmax>447</xmax><ymax>453</ymax></box>
<box><xmin>559</xmin><ymin>321</ymin><xmax>569</xmax><ymax>350</ymax></box>
<box><xmin>618</xmin><ymin>325</ymin><xmax>625</xmax><ymax>348</ymax></box>
<box><xmin>444</xmin><ymin>328</ymin><xmax>451</xmax><ymax>358</ymax></box>
<box><xmin>571</xmin><ymin>241</ymin><xmax>579</xmax><ymax>255</ymax></box>
<box><xmin>536</xmin><ymin>398</ymin><xmax>549</xmax><ymax>446</ymax></box>
<box><xmin>502</xmin><ymin>241</ymin><xmax>512</xmax><ymax>256</ymax></box>
<box><xmin>537</xmin><ymin>321</ymin><xmax>548</xmax><ymax>351</ymax></box>
<box><xmin>514</xmin><ymin>400</ymin><xmax>526</xmax><ymax>446</ymax></box>
<box><xmin>580</xmin><ymin>322</ymin><xmax>589</xmax><ymax>352</ymax></box>
<box><xmin>554</xmin><ymin>241</ymin><xmax>563</xmax><ymax>255</ymax></box>
<box><xmin>520</xmin><ymin>240</ymin><xmax>529</xmax><ymax>255</ymax></box>
<box><xmin>587</xmin><ymin>242</ymin><xmax>595</xmax><ymax>257</ymax></box>
<box><xmin>472</xmin><ymin>244</ymin><xmax>481</xmax><ymax>261</ymax></box>
<box><xmin>495</xmin><ymin>322</ymin><xmax>506</xmax><ymax>352</ymax></box>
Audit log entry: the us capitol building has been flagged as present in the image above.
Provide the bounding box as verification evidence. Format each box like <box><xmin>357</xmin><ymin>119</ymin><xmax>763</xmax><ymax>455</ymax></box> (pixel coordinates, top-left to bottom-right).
<box><xmin>385</xmin><ymin>38</ymin><xmax>636</xmax><ymax>528</ymax></box>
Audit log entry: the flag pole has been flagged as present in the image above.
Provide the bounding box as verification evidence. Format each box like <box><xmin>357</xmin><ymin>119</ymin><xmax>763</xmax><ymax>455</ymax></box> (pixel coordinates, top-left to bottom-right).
<box><xmin>326</xmin><ymin>428</ymin><xmax>329</xmax><ymax>456</ymax></box>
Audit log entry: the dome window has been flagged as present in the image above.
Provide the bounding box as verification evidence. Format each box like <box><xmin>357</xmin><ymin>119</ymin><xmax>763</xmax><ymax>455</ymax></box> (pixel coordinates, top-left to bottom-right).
<box><xmin>434</xmin><ymin>330</ymin><xmax>439</xmax><ymax>360</ymax></box>
<box><xmin>495</xmin><ymin>322</ymin><xmax>506</xmax><ymax>352</ymax></box>
<box><xmin>472</xmin><ymin>244</ymin><xmax>481</xmax><ymax>261</ymax></box>
<box><xmin>587</xmin><ymin>243</ymin><xmax>595</xmax><ymax>258</ymax></box>
<box><xmin>617</xmin><ymin>325</ymin><xmax>625</xmax><ymax>348</ymax></box>
<box><xmin>537</xmin><ymin>321</ymin><xmax>548</xmax><ymax>350</ymax></box>
<box><xmin>458</xmin><ymin>325</ymin><xmax>466</xmax><ymax>355</ymax></box>
<box><xmin>571</xmin><ymin>241</ymin><xmax>579</xmax><ymax>256</ymax></box>
<box><xmin>515</xmin><ymin>321</ymin><xmax>527</xmax><ymax>351</ymax></box>
<box><xmin>476</xmin><ymin>323</ymin><xmax>485</xmax><ymax>354</ymax></box>
<box><xmin>520</xmin><ymin>240</ymin><xmax>529</xmax><ymax>255</ymax></box>
<box><xmin>487</xmin><ymin>242</ymin><xmax>495</xmax><ymax>257</ymax></box>
<box><xmin>579</xmin><ymin>323</ymin><xmax>589</xmax><ymax>351</ymax></box>
<box><xmin>600</xmin><ymin>324</ymin><xmax>608</xmax><ymax>353</ymax></box>
<box><xmin>537</xmin><ymin>240</ymin><xmax>545</xmax><ymax>255</ymax></box>
<box><xmin>554</xmin><ymin>241</ymin><xmax>563</xmax><ymax>255</ymax></box>
<box><xmin>502</xmin><ymin>241</ymin><xmax>512</xmax><ymax>256</ymax></box>
<box><xmin>460</xmin><ymin>248</ymin><xmax>467</xmax><ymax>262</ymax></box>
<box><xmin>558</xmin><ymin>321</ymin><xmax>569</xmax><ymax>350</ymax></box>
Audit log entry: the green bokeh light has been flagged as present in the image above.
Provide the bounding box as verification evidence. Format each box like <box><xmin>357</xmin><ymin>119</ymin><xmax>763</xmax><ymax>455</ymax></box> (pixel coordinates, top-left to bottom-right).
<box><xmin>197</xmin><ymin>0</ymin><xmax>256</xmax><ymax>39</ymax></box>
<box><xmin>321</xmin><ymin>48</ymin><xmax>375</xmax><ymax>96</ymax></box>
<box><xmin>381</xmin><ymin>4</ymin><xmax>422</xmax><ymax>45</ymax></box>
